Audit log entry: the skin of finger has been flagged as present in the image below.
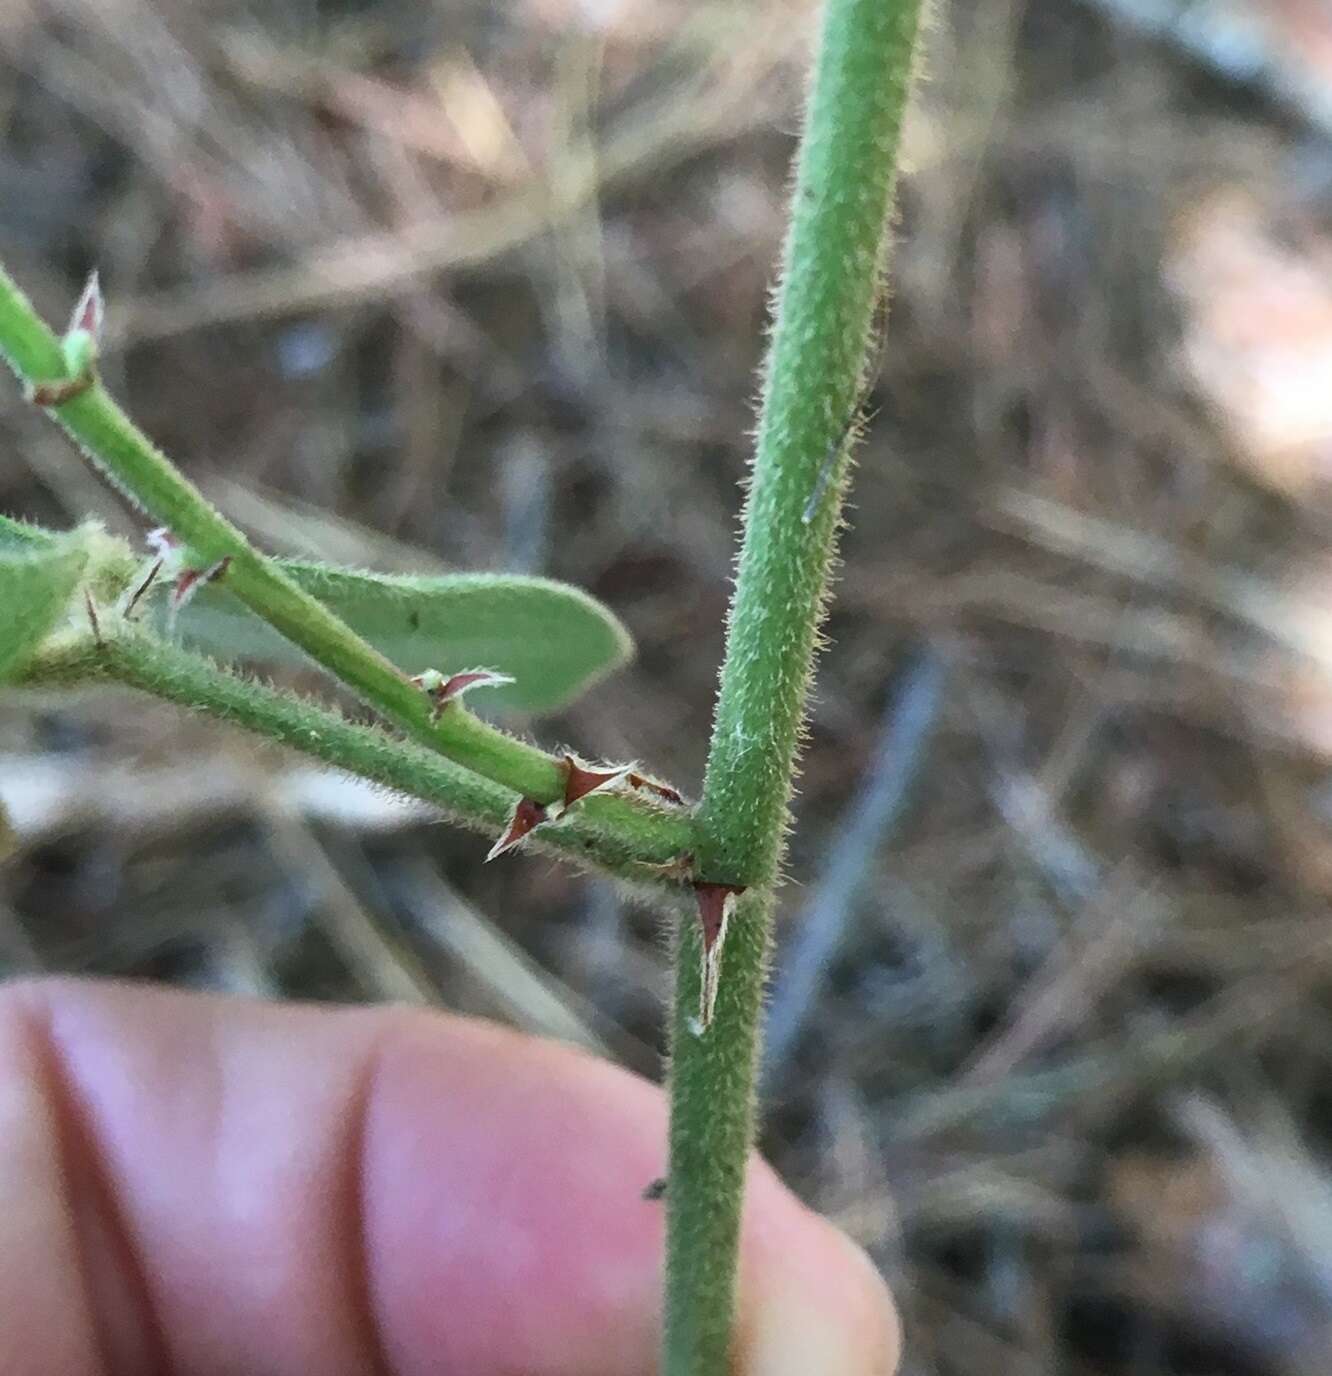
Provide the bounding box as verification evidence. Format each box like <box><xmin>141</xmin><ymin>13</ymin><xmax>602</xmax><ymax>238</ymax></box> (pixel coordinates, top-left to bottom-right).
<box><xmin>11</xmin><ymin>979</ymin><xmax>399</xmax><ymax>1374</ymax></box>
<box><xmin>736</xmin><ymin>1201</ymin><xmax>903</xmax><ymax>1376</ymax></box>
<box><xmin>0</xmin><ymin>1001</ymin><xmax>105</xmax><ymax>1373</ymax></box>
<box><xmin>0</xmin><ymin>978</ymin><xmax>898</xmax><ymax>1376</ymax></box>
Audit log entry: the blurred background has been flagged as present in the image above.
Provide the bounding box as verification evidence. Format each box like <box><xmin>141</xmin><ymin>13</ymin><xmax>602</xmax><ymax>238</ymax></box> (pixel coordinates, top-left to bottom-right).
<box><xmin>3</xmin><ymin>0</ymin><xmax>1332</xmax><ymax>1370</ymax></box>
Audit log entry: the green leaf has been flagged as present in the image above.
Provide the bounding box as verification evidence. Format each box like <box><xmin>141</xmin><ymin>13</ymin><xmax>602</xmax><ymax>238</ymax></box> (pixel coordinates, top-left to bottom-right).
<box><xmin>0</xmin><ymin>512</ymin><xmax>57</xmax><ymax>551</ymax></box>
<box><xmin>0</xmin><ymin>531</ymin><xmax>88</xmax><ymax>681</ymax></box>
<box><xmin>172</xmin><ymin>562</ymin><xmax>634</xmax><ymax>713</ymax></box>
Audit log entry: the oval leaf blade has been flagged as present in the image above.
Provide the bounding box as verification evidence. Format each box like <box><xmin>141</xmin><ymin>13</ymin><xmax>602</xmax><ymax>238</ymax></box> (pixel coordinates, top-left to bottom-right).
<box><xmin>0</xmin><ymin>531</ymin><xmax>88</xmax><ymax>681</ymax></box>
<box><xmin>175</xmin><ymin>563</ymin><xmax>634</xmax><ymax>713</ymax></box>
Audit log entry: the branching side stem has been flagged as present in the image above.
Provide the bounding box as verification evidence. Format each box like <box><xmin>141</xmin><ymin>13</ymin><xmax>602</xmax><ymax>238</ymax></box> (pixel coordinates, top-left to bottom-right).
<box><xmin>23</xmin><ymin>629</ymin><xmax>695</xmax><ymax>880</ymax></box>
<box><xmin>0</xmin><ymin>264</ymin><xmax>678</xmax><ymax>846</ymax></box>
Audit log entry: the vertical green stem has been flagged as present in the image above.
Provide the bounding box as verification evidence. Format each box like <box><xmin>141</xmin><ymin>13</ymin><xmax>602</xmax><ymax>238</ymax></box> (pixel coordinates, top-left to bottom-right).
<box><xmin>663</xmin><ymin>1</ymin><xmax>925</xmax><ymax>1371</ymax></box>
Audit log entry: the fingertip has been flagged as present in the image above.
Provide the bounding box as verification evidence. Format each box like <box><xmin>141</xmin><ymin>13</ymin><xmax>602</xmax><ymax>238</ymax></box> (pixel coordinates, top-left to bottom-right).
<box><xmin>360</xmin><ymin>1009</ymin><xmax>669</xmax><ymax>1376</ymax></box>
<box><xmin>738</xmin><ymin>1181</ymin><xmax>901</xmax><ymax>1376</ymax></box>
<box><xmin>815</xmin><ymin>1226</ymin><xmax>903</xmax><ymax>1376</ymax></box>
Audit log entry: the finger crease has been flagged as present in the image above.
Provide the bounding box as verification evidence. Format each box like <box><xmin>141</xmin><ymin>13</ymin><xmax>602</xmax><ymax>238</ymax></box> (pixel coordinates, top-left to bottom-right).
<box><xmin>27</xmin><ymin>997</ymin><xmax>172</xmax><ymax>1376</ymax></box>
<box><xmin>344</xmin><ymin>1027</ymin><xmax>396</xmax><ymax>1376</ymax></box>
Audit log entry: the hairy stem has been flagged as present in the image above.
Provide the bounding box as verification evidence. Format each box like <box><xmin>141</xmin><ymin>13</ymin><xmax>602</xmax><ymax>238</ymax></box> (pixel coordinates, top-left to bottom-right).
<box><xmin>0</xmin><ymin>264</ymin><xmax>672</xmax><ymax>845</ymax></box>
<box><xmin>23</xmin><ymin>629</ymin><xmax>695</xmax><ymax>880</ymax></box>
<box><xmin>663</xmin><ymin>1</ymin><xmax>926</xmax><ymax>1370</ymax></box>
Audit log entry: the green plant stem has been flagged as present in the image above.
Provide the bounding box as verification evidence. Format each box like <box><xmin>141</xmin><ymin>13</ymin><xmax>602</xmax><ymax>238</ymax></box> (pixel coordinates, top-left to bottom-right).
<box><xmin>23</xmin><ymin>628</ymin><xmax>695</xmax><ymax>880</ymax></box>
<box><xmin>0</xmin><ymin>264</ymin><xmax>677</xmax><ymax>845</ymax></box>
<box><xmin>663</xmin><ymin>0</ymin><xmax>925</xmax><ymax>1371</ymax></box>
